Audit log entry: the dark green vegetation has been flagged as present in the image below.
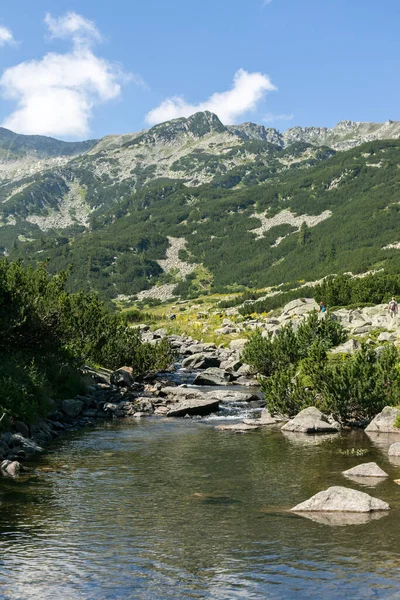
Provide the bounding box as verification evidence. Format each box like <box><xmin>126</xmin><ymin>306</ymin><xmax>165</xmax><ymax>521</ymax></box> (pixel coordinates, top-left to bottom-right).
<box><xmin>243</xmin><ymin>311</ymin><xmax>400</xmax><ymax>423</ymax></box>
<box><xmin>0</xmin><ymin>260</ymin><xmax>173</xmax><ymax>423</ymax></box>
<box><xmin>1</xmin><ymin>113</ymin><xmax>400</xmax><ymax>303</ymax></box>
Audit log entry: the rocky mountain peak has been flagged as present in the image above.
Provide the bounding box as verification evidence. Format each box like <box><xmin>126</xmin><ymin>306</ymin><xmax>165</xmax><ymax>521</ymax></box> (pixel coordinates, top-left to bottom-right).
<box><xmin>227</xmin><ymin>122</ymin><xmax>282</xmax><ymax>146</ymax></box>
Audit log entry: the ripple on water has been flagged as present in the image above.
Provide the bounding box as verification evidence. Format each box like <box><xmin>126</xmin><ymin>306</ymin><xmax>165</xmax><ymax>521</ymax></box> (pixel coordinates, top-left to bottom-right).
<box><xmin>0</xmin><ymin>421</ymin><xmax>400</xmax><ymax>599</ymax></box>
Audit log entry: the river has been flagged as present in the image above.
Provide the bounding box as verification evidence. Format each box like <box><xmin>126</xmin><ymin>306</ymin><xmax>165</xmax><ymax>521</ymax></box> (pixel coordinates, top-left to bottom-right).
<box><xmin>1</xmin><ymin>404</ymin><xmax>400</xmax><ymax>598</ymax></box>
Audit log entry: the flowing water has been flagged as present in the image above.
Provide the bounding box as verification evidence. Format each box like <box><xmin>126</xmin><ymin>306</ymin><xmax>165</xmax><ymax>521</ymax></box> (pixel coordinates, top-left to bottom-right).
<box><xmin>1</xmin><ymin>400</ymin><xmax>400</xmax><ymax>599</ymax></box>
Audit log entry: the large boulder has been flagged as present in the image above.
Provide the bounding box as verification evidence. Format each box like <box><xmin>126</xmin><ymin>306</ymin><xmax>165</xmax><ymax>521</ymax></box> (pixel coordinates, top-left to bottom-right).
<box><xmin>291</xmin><ymin>486</ymin><xmax>390</xmax><ymax>512</ymax></box>
<box><xmin>281</xmin><ymin>298</ymin><xmax>319</xmax><ymax>317</ymax></box>
<box><xmin>342</xmin><ymin>462</ymin><xmax>388</xmax><ymax>478</ymax></box>
<box><xmin>206</xmin><ymin>390</ymin><xmax>260</xmax><ymax>403</ymax></box>
<box><xmin>281</xmin><ymin>407</ymin><xmax>340</xmax><ymax>434</ymax></box>
<box><xmin>160</xmin><ymin>386</ymin><xmax>206</xmax><ymax>402</ymax></box>
<box><xmin>110</xmin><ymin>366</ymin><xmax>135</xmax><ymax>387</ymax></box>
<box><xmin>193</xmin><ymin>368</ymin><xmax>234</xmax><ymax>386</ymax></box>
<box><xmin>365</xmin><ymin>406</ymin><xmax>400</xmax><ymax>434</ymax></box>
<box><xmin>181</xmin><ymin>353</ymin><xmax>220</xmax><ymax>370</ymax></box>
<box><xmin>167</xmin><ymin>397</ymin><xmax>219</xmax><ymax>418</ymax></box>
<box><xmin>8</xmin><ymin>433</ymin><xmax>43</xmax><ymax>456</ymax></box>
<box><xmin>184</xmin><ymin>343</ymin><xmax>217</xmax><ymax>355</ymax></box>
<box><xmin>61</xmin><ymin>399</ymin><xmax>84</xmax><ymax>418</ymax></box>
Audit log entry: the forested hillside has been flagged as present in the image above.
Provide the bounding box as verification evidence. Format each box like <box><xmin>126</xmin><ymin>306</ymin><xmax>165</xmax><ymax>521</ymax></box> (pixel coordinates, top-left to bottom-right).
<box><xmin>0</xmin><ymin>113</ymin><xmax>399</xmax><ymax>302</ymax></box>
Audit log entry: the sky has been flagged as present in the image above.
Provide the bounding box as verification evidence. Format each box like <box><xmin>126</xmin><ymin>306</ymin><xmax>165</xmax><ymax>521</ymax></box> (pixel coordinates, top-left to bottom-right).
<box><xmin>0</xmin><ymin>0</ymin><xmax>399</xmax><ymax>140</ymax></box>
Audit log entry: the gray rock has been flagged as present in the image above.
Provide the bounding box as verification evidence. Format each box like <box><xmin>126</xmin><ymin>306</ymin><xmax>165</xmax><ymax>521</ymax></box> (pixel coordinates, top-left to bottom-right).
<box><xmin>184</xmin><ymin>343</ymin><xmax>216</xmax><ymax>355</ymax></box>
<box><xmin>244</xmin><ymin>408</ymin><xmax>278</xmax><ymax>426</ymax></box>
<box><xmin>215</xmin><ymin>423</ymin><xmax>260</xmax><ymax>432</ymax></box>
<box><xmin>206</xmin><ymin>390</ymin><xmax>259</xmax><ymax>403</ymax></box>
<box><xmin>8</xmin><ymin>434</ymin><xmax>43</xmax><ymax>455</ymax></box>
<box><xmin>229</xmin><ymin>338</ymin><xmax>248</xmax><ymax>351</ymax></box>
<box><xmin>377</xmin><ymin>331</ymin><xmax>396</xmax><ymax>342</ymax></box>
<box><xmin>365</xmin><ymin>406</ymin><xmax>400</xmax><ymax>433</ymax></box>
<box><xmin>193</xmin><ymin>368</ymin><xmax>234</xmax><ymax>386</ymax></box>
<box><xmin>61</xmin><ymin>399</ymin><xmax>84</xmax><ymax>418</ymax></box>
<box><xmin>388</xmin><ymin>442</ymin><xmax>400</xmax><ymax>456</ymax></box>
<box><xmin>110</xmin><ymin>366</ymin><xmax>135</xmax><ymax>387</ymax></box>
<box><xmin>134</xmin><ymin>398</ymin><xmax>154</xmax><ymax>413</ymax></box>
<box><xmin>215</xmin><ymin>326</ymin><xmax>237</xmax><ymax>335</ymax></box>
<box><xmin>342</xmin><ymin>462</ymin><xmax>388</xmax><ymax>478</ymax></box>
<box><xmin>281</xmin><ymin>407</ymin><xmax>340</xmax><ymax>434</ymax></box>
<box><xmin>291</xmin><ymin>486</ymin><xmax>390</xmax><ymax>512</ymax></box>
<box><xmin>181</xmin><ymin>353</ymin><xmax>220</xmax><ymax>369</ymax></box>
<box><xmin>161</xmin><ymin>386</ymin><xmax>206</xmax><ymax>402</ymax></box>
<box><xmin>167</xmin><ymin>397</ymin><xmax>219</xmax><ymax>418</ymax></box>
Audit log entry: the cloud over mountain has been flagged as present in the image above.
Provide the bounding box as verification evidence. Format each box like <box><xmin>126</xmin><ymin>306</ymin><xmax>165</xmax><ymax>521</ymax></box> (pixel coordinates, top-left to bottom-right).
<box><xmin>146</xmin><ymin>69</ymin><xmax>276</xmax><ymax>126</ymax></box>
<box><xmin>0</xmin><ymin>13</ymin><xmax>130</xmax><ymax>138</ymax></box>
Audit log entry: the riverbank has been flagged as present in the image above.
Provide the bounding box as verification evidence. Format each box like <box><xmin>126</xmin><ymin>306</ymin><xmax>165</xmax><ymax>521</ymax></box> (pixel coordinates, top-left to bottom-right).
<box><xmin>0</xmin><ymin>331</ymin><xmax>261</xmax><ymax>476</ymax></box>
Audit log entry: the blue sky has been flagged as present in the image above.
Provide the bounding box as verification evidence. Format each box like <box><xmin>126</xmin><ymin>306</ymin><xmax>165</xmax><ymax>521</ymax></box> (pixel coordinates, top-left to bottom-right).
<box><xmin>0</xmin><ymin>0</ymin><xmax>399</xmax><ymax>139</ymax></box>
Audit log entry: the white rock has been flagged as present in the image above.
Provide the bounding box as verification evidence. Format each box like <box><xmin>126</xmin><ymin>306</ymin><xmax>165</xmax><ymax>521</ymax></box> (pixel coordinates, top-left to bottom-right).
<box><xmin>365</xmin><ymin>406</ymin><xmax>400</xmax><ymax>433</ymax></box>
<box><xmin>342</xmin><ymin>462</ymin><xmax>388</xmax><ymax>478</ymax></box>
<box><xmin>291</xmin><ymin>486</ymin><xmax>390</xmax><ymax>512</ymax></box>
<box><xmin>281</xmin><ymin>407</ymin><xmax>340</xmax><ymax>434</ymax></box>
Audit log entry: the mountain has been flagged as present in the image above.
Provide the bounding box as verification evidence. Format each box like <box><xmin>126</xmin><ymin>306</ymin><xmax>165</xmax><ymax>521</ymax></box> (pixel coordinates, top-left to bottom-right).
<box><xmin>0</xmin><ymin>112</ymin><xmax>400</xmax><ymax>302</ymax></box>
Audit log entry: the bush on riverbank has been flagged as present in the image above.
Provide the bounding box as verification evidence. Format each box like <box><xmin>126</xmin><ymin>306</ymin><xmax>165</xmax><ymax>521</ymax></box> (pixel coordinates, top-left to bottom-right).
<box><xmin>0</xmin><ymin>259</ymin><xmax>174</xmax><ymax>422</ymax></box>
<box><xmin>242</xmin><ymin>311</ymin><xmax>346</xmax><ymax>376</ymax></box>
<box><xmin>244</xmin><ymin>311</ymin><xmax>400</xmax><ymax>423</ymax></box>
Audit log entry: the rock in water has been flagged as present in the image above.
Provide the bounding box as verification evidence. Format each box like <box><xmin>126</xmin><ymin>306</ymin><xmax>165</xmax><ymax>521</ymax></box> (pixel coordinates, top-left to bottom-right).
<box><xmin>167</xmin><ymin>397</ymin><xmax>219</xmax><ymax>417</ymax></box>
<box><xmin>365</xmin><ymin>406</ymin><xmax>400</xmax><ymax>433</ymax></box>
<box><xmin>243</xmin><ymin>408</ymin><xmax>279</xmax><ymax>426</ymax></box>
<box><xmin>281</xmin><ymin>407</ymin><xmax>340</xmax><ymax>434</ymax></box>
<box><xmin>215</xmin><ymin>423</ymin><xmax>260</xmax><ymax>432</ymax></box>
<box><xmin>342</xmin><ymin>462</ymin><xmax>388</xmax><ymax>478</ymax></box>
<box><xmin>291</xmin><ymin>486</ymin><xmax>390</xmax><ymax>512</ymax></box>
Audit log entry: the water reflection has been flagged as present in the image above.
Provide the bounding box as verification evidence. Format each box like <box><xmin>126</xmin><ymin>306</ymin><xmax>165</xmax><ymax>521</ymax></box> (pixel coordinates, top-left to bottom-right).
<box><xmin>281</xmin><ymin>430</ymin><xmax>340</xmax><ymax>446</ymax></box>
<box><xmin>0</xmin><ymin>421</ymin><xmax>399</xmax><ymax>598</ymax></box>
<box><xmin>343</xmin><ymin>474</ymin><xmax>388</xmax><ymax>487</ymax></box>
<box><xmin>293</xmin><ymin>510</ymin><xmax>389</xmax><ymax>527</ymax></box>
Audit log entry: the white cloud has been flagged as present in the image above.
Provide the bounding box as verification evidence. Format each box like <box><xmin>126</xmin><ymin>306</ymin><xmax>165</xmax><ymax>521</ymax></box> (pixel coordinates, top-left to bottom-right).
<box><xmin>0</xmin><ymin>13</ymin><xmax>132</xmax><ymax>138</ymax></box>
<box><xmin>146</xmin><ymin>69</ymin><xmax>276</xmax><ymax>126</ymax></box>
<box><xmin>263</xmin><ymin>112</ymin><xmax>294</xmax><ymax>123</ymax></box>
<box><xmin>44</xmin><ymin>12</ymin><xmax>102</xmax><ymax>48</ymax></box>
<box><xmin>263</xmin><ymin>0</ymin><xmax>273</xmax><ymax>5</ymax></box>
<box><xmin>0</xmin><ymin>26</ymin><xmax>15</xmax><ymax>47</ymax></box>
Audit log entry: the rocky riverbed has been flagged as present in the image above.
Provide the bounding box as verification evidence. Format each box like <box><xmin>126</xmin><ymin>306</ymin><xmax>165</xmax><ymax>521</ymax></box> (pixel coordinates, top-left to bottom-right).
<box><xmin>3</xmin><ymin>296</ymin><xmax>400</xmax><ymax>478</ymax></box>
